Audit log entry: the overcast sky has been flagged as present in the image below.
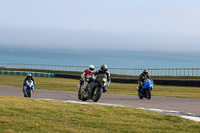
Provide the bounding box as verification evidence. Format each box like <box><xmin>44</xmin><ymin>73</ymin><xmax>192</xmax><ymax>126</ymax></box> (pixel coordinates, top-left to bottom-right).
<box><xmin>0</xmin><ymin>0</ymin><xmax>200</xmax><ymax>52</ymax></box>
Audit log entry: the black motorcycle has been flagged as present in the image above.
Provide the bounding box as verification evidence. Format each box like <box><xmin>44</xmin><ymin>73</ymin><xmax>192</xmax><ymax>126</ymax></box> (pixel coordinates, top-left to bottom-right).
<box><xmin>77</xmin><ymin>73</ymin><xmax>109</xmax><ymax>102</ymax></box>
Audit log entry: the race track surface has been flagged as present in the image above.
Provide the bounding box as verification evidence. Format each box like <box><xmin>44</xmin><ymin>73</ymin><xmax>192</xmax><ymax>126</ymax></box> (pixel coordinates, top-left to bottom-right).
<box><xmin>0</xmin><ymin>85</ymin><xmax>200</xmax><ymax>115</ymax></box>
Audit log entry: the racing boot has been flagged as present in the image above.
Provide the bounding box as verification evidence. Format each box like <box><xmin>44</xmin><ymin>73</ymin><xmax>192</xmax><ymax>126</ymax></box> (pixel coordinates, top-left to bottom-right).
<box><xmin>103</xmin><ymin>87</ymin><xmax>107</xmax><ymax>93</ymax></box>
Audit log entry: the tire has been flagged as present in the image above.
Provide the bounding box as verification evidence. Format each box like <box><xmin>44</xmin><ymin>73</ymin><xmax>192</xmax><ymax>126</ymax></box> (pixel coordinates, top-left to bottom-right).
<box><xmin>24</xmin><ymin>93</ymin><xmax>27</xmax><ymax>97</ymax></box>
<box><xmin>138</xmin><ymin>89</ymin><xmax>143</xmax><ymax>99</ymax></box>
<box><xmin>78</xmin><ymin>86</ymin><xmax>87</xmax><ymax>101</ymax></box>
<box><xmin>28</xmin><ymin>89</ymin><xmax>31</xmax><ymax>98</ymax></box>
<box><xmin>146</xmin><ymin>88</ymin><xmax>151</xmax><ymax>100</ymax></box>
<box><xmin>78</xmin><ymin>89</ymin><xmax>82</xmax><ymax>100</ymax></box>
<box><xmin>92</xmin><ymin>87</ymin><xmax>102</xmax><ymax>102</ymax></box>
<box><xmin>78</xmin><ymin>88</ymin><xmax>82</xmax><ymax>100</ymax></box>
<box><xmin>24</xmin><ymin>88</ymin><xmax>28</xmax><ymax>97</ymax></box>
<box><xmin>82</xmin><ymin>98</ymin><xmax>87</xmax><ymax>101</ymax></box>
<box><xmin>81</xmin><ymin>92</ymin><xmax>87</xmax><ymax>101</ymax></box>
<box><xmin>138</xmin><ymin>91</ymin><xmax>143</xmax><ymax>99</ymax></box>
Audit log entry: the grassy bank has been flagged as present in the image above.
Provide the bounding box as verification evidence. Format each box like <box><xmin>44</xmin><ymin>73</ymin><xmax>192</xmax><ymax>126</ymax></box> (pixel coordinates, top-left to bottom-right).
<box><xmin>0</xmin><ymin>96</ymin><xmax>200</xmax><ymax>133</ymax></box>
<box><xmin>1</xmin><ymin>68</ymin><xmax>200</xmax><ymax>79</ymax></box>
<box><xmin>0</xmin><ymin>75</ymin><xmax>200</xmax><ymax>98</ymax></box>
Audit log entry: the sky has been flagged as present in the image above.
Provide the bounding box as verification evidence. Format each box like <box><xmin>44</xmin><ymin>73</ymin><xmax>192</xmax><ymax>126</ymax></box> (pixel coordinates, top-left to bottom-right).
<box><xmin>0</xmin><ymin>0</ymin><xmax>200</xmax><ymax>52</ymax></box>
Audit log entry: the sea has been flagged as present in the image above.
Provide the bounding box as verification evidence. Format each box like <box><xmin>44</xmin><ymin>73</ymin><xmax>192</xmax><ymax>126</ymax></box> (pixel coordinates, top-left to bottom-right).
<box><xmin>0</xmin><ymin>45</ymin><xmax>200</xmax><ymax>69</ymax></box>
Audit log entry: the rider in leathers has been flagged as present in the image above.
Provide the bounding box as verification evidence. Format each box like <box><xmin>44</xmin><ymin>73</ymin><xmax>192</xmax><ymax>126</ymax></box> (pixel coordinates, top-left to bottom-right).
<box><xmin>23</xmin><ymin>73</ymin><xmax>35</xmax><ymax>91</ymax></box>
<box><xmin>138</xmin><ymin>69</ymin><xmax>152</xmax><ymax>91</ymax></box>
<box><xmin>94</xmin><ymin>64</ymin><xmax>111</xmax><ymax>93</ymax></box>
<box><xmin>79</xmin><ymin>65</ymin><xmax>95</xmax><ymax>89</ymax></box>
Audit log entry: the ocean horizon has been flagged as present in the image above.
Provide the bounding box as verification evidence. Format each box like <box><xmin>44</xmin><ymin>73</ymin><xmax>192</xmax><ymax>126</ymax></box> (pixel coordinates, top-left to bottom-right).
<box><xmin>0</xmin><ymin>45</ymin><xmax>200</xmax><ymax>69</ymax></box>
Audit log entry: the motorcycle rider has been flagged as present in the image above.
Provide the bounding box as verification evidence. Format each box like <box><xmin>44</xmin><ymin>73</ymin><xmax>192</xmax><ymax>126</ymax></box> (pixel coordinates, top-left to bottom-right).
<box><xmin>79</xmin><ymin>65</ymin><xmax>95</xmax><ymax>89</ymax></box>
<box><xmin>23</xmin><ymin>73</ymin><xmax>35</xmax><ymax>91</ymax></box>
<box><xmin>94</xmin><ymin>64</ymin><xmax>111</xmax><ymax>93</ymax></box>
<box><xmin>138</xmin><ymin>69</ymin><xmax>152</xmax><ymax>91</ymax></box>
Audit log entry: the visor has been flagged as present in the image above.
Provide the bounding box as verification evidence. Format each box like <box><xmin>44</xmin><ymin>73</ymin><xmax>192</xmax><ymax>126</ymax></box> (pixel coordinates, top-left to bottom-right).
<box><xmin>89</xmin><ymin>68</ymin><xmax>94</xmax><ymax>71</ymax></box>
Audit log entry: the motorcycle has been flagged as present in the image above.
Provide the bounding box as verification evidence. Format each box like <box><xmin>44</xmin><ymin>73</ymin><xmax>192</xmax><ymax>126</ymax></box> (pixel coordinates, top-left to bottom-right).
<box><xmin>77</xmin><ymin>73</ymin><xmax>109</xmax><ymax>102</ymax></box>
<box><xmin>137</xmin><ymin>79</ymin><xmax>153</xmax><ymax>99</ymax></box>
<box><xmin>77</xmin><ymin>74</ymin><xmax>93</xmax><ymax>100</ymax></box>
<box><xmin>23</xmin><ymin>79</ymin><xmax>34</xmax><ymax>98</ymax></box>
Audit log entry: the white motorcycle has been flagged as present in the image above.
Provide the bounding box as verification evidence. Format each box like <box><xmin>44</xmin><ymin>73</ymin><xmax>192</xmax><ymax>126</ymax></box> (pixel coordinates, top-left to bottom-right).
<box><xmin>23</xmin><ymin>79</ymin><xmax>34</xmax><ymax>98</ymax></box>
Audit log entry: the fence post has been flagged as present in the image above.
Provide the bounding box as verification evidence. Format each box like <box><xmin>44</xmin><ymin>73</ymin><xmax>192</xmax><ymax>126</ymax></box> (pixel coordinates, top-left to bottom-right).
<box><xmin>164</xmin><ymin>68</ymin><xmax>166</xmax><ymax>76</ymax></box>
<box><xmin>192</xmin><ymin>68</ymin><xmax>194</xmax><ymax>76</ymax></box>
<box><xmin>184</xmin><ymin>68</ymin><xmax>185</xmax><ymax>76</ymax></box>
<box><xmin>176</xmin><ymin>68</ymin><xmax>178</xmax><ymax>76</ymax></box>
<box><xmin>156</xmin><ymin>69</ymin><xmax>158</xmax><ymax>76</ymax></box>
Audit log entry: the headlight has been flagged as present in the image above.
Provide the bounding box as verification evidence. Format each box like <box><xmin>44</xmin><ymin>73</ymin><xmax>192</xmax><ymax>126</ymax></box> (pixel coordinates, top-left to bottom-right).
<box><xmin>102</xmin><ymin>78</ymin><xmax>106</xmax><ymax>82</ymax></box>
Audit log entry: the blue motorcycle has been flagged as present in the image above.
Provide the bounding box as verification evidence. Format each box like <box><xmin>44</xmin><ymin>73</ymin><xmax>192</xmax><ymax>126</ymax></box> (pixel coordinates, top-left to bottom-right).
<box><xmin>23</xmin><ymin>79</ymin><xmax>34</xmax><ymax>98</ymax></box>
<box><xmin>138</xmin><ymin>79</ymin><xmax>153</xmax><ymax>99</ymax></box>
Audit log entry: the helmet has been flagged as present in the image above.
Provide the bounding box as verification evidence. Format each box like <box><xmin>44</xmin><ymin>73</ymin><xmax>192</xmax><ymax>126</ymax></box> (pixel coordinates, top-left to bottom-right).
<box><xmin>27</xmin><ymin>73</ymin><xmax>32</xmax><ymax>76</ymax></box>
<box><xmin>100</xmin><ymin>64</ymin><xmax>108</xmax><ymax>72</ymax></box>
<box><xmin>88</xmin><ymin>65</ymin><xmax>95</xmax><ymax>72</ymax></box>
<box><xmin>143</xmin><ymin>69</ymin><xmax>148</xmax><ymax>75</ymax></box>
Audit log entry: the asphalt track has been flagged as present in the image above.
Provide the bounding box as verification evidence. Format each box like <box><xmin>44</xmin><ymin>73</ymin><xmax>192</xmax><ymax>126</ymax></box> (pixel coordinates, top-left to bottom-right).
<box><xmin>1</xmin><ymin>85</ymin><xmax>200</xmax><ymax>121</ymax></box>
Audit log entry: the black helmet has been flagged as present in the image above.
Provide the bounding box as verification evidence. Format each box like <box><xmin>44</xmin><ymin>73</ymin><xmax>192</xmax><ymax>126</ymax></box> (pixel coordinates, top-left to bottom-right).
<box><xmin>143</xmin><ymin>69</ymin><xmax>148</xmax><ymax>75</ymax></box>
<box><xmin>100</xmin><ymin>64</ymin><xmax>108</xmax><ymax>72</ymax></box>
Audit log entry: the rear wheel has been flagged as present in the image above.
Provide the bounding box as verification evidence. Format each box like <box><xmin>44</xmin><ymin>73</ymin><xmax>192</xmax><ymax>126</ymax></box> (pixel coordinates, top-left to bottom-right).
<box><xmin>146</xmin><ymin>88</ymin><xmax>151</xmax><ymax>99</ymax></box>
<box><xmin>93</xmin><ymin>87</ymin><xmax>102</xmax><ymax>102</ymax></box>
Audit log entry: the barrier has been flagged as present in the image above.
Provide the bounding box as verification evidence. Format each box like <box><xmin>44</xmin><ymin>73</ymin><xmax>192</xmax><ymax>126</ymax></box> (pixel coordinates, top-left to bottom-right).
<box><xmin>1</xmin><ymin>63</ymin><xmax>200</xmax><ymax>76</ymax></box>
<box><xmin>54</xmin><ymin>73</ymin><xmax>200</xmax><ymax>87</ymax></box>
<box><xmin>0</xmin><ymin>70</ymin><xmax>54</xmax><ymax>77</ymax></box>
<box><xmin>1</xmin><ymin>71</ymin><xmax>199</xmax><ymax>87</ymax></box>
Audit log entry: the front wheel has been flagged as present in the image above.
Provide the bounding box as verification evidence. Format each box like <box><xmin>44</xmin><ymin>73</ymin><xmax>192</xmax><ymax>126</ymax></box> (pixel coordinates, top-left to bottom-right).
<box><xmin>28</xmin><ymin>90</ymin><xmax>31</xmax><ymax>98</ymax></box>
<box><xmin>138</xmin><ymin>87</ymin><xmax>143</xmax><ymax>99</ymax></box>
<box><xmin>23</xmin><ymin>87</ymin><xmax>28</xmax><ymax>97</ymax></box>
<box><xmin>138</xmin><ymin>91</ymin><xmax>143</xmax><ymax>99</ymax></box>
<box><xmin>78</xmin><ymin>86</ymin><xmax>82</xmax><ymax>100</ymax></box>
<box><xmin>146</xmin><ymin>88</ymin><xmax>151</xmax><ymax>100</ymax></box>
<box><xmin>24</xmin><ymin>89</ymin><xmax>31</xmax><ymax>98</ymax></box>
<box><xmin>92</xmin><ymin>87</ymin><xmax>102</xmax><ymax>102</ymax></box>
<box><xmin>24</xmin><ymin>93</ymin><xmax>27</xmax><ymax>97</ymax></box>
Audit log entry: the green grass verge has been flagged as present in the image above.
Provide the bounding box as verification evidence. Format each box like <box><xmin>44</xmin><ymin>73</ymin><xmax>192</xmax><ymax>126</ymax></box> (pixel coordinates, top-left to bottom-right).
<box><xmin>0</xmin><ymin>96</ymin><xmax>200</xmax><ymax>133</ymax></box>
<box><xmin>1</xmin><ymin>75</ymin><xmax>200</xmax><ymax>98</ymax></box>
<box><xmin>1</xmin><ymin>68</ymin><xmax>200</xmax><ymax>79</ymax></box>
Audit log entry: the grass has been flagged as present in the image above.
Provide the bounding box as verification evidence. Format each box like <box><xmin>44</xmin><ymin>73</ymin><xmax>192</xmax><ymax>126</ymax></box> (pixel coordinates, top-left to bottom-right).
<box><xmin>0</xmin><ymin>75</ymin><xmax>200</xmax><ymax>98</ymax></box>
<box><xmin>1</xmin><ymin>68</ymin><xmax>200</xmax><ymax>79</ymax></box>
<box><xmin>0</xmin><ymin>96</ymin><xmax>200</xmax><ymax>133</ymax></box>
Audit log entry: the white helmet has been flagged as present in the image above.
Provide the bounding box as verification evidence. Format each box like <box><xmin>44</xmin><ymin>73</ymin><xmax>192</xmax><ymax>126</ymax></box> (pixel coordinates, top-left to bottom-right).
<box><xmin>88</xmin><ymin>65</ymin><xmax>95</xmax><ymax>72</ymax></box>
<box><xmin>27</xmin><ymin>73</ymin><xmax>32</xmax><ymax>76</ymax></box>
